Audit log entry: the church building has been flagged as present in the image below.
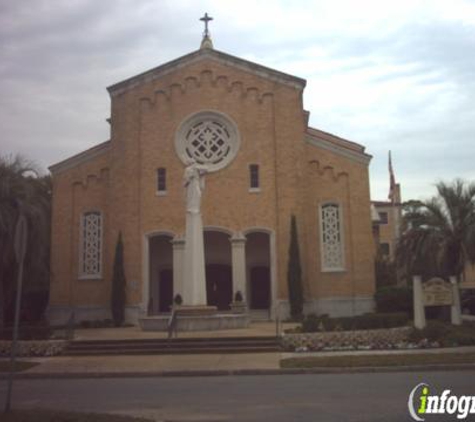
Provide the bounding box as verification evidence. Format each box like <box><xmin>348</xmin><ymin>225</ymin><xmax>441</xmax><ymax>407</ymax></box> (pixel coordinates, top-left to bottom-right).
<box><xmin>48</xmin><ymin>17</ymin><xmax>376</xmax><ymax>324</ymax></box>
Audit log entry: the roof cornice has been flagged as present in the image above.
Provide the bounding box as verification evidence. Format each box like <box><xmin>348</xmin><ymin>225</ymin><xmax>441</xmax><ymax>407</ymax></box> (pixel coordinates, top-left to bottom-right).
<box><xmin>107</xmin><ymin>48</ymin><xmax>306</xmax><ymax>97</ymax></box>
<box><xmin>305</xmin><ymin>133</ymin><xmax>372</xmax><ymax>166</ymax></box>
<box><xmin>49</xmin><ymin>140</ymin><xmax>111</xmax><ymax>175</ymax></box>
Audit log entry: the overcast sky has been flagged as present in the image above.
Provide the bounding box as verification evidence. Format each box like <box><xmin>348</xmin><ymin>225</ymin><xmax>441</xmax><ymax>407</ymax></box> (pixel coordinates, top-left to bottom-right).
<box><xmin>1</xmin><ymin>0</ymin><xmax>474</xmax><ymax>201</ymax></box>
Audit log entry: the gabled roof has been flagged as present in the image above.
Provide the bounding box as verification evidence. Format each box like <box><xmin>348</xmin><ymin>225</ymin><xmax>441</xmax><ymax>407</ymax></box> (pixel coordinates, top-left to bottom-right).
<box><xmin>49</xmin><ymin>140</ymin><xmax>111</xmax><ymax>174</ymax></box>
<box><xmin>305</xmin><ymin>126</ymin><xmax>372</xmax><ymax>165</ymax></box>
<box><xmin>107</xmin><ymin>48</ymin><xmax>307</xmax><ymax>97</ymax></box>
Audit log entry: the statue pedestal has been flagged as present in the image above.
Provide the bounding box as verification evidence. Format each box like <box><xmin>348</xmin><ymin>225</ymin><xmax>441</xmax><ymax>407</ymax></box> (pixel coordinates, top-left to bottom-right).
<box><xmin>139</xmin><ymin>306</ymin><xmax>249</xmax><ymax>332</ymax></box>
<box><xmin>172</xmin><ymin>305</ymin><xmax>217</xmax><ymax>316</ymax></box>
<box><xmin>182</xmin><ymin>211</ymin><xmax>207</xmax><ymax>306</ymax></box>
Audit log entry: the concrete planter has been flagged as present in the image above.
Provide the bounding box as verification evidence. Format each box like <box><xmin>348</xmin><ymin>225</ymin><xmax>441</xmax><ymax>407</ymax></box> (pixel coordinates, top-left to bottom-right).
<box><xmin>139</xmin><ymin>313</ymin><xmax>250</xmax><ymax>331</ymax></box>
<box><xmin>230</xmin><ymin>302</ymin><xmax>247</xmax><ymax>314</ymax></box>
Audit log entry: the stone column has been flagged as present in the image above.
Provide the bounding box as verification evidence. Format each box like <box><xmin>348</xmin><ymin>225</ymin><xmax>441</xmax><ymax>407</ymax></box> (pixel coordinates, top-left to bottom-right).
<box><xmin>450</xmin><ymin>276</ymin><xmax>462</xmax><ymax>326</ymax></box>
<box><xmin>413</xmin><ymin>275</ymin><xmax>426</xmax><ymax>329</ymax></box>
<box><xmin>231</xmin><ymin>232</ymin><xmax>247</xmax><ymax>303</ymax></box>
<box><xmin>171</xmin><ymin>236</ymin><xmax>185</xmax><ymax>301</ymax></box>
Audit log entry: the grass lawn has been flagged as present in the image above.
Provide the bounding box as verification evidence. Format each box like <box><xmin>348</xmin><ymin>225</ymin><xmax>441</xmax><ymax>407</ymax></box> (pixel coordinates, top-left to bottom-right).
<box><xmin>281</xmin><ymin>352</ymin><xmax>475</xmax><ymax>368</ymax></box>
<box><xmin>0</xmin><ymin>361</ymin><xmax>39</xmax><ymax>372</ymax></box>
<box><xmin>2</xmin><ymin>409</ymin><xmax>153</xmax><ymax>422</ymax></box>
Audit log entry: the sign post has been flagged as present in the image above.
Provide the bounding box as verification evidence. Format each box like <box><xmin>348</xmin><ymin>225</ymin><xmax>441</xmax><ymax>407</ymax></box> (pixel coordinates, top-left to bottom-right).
<box><xmin>450</xmin><ymin>276</ymin><xmax>462</xmax><ymax>326</ymax></box>
<box><xmin>4</xmin><ymin>214</ymin><xmax>27</xmax><ymax>413</ymax></box>
<box><xmin>413</xmin><ymin>276</ymin><xmax>461</xmax><ymax>330</ymax></box>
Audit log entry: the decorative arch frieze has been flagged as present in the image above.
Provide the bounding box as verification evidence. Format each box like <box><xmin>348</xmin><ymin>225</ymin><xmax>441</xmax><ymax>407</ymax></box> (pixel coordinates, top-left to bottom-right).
<box><xmin>308</xmin><ymin>160</ymin><xmax>348</xmax><ymax>182</ymax></box>
<box><xmin>137</xmin><ymin>69</ymin><xmax>274</xmax><ymax>109</ymax></box>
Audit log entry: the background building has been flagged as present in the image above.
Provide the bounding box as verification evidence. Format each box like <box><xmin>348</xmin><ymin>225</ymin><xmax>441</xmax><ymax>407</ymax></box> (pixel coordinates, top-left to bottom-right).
<box><xmin>372</xmin><ymin>152</ymin><xmax>402</xmax><ymax>261</ymax></box>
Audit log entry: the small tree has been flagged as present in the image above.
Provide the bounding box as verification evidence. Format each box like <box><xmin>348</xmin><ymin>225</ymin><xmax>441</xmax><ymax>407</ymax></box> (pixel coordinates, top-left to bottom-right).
<box><xmin>397</xmin><ymin>180</ymin><xmax>475</xmax><ymax>280</ymax></box>
<box><xmin>111</xmin><ymin>232</ymin><xmax>126</xmax><ymax>327</ymax></box>
<box><xmin>287</xmin><ymin>215</ymin><xmax>303</xmax><ymax>319</ymax></box>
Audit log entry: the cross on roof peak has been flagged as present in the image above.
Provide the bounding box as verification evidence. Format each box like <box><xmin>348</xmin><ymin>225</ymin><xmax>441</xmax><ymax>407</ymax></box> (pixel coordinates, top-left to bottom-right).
<box><xmin>200</xmin><ymin>13</ymin><xmax>213</xmax><ymax>37</ymax></box>
<box><xmin>199</xmin><ymin>13</ymin><xmax>214</xmax><ymax>49</ymax></box>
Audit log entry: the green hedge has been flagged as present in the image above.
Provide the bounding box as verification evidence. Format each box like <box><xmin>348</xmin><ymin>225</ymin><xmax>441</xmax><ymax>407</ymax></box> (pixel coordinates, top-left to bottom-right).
<box><xmin>375</xmin><ymin>286</ymin><xmax>413</xmax><ymax>315</ymax></box>
<box><xmin>408</xmin><ymin>321</ymin><xmax>475</xmax><ymax>347</ymax></box>
<box><xmin>300</xmin><ymin>312</ymin><xmax>410</xmax><ymax>333</ymax></box>
<box><xmin>0</xmin><ymin>321</ymin><xmax>52</xmax><ymax>340</ymax></box>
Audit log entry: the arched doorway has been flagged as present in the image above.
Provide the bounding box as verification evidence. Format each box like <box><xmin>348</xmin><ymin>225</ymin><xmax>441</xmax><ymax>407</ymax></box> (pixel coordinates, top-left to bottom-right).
<box><xmin>246</xmin><ymin>232</ymin><xmax>271</xmax><ymax>313</ymax></box>
<box><xmin>149</xmin><ymin>234</ymin><xmax>173</xmax><ymax>314</ymax></box>
<box><xmin>204</xmin><ymin>230</ymin><xmax>232</xmax><ymax>310</ymax></box>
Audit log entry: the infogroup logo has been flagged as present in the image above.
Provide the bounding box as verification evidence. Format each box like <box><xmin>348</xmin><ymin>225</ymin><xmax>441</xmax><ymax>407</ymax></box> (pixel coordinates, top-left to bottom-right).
<box><xmin>408</xmin><ymin>383</ymin><xmax>475</xmax><ymax>421</ymax></box>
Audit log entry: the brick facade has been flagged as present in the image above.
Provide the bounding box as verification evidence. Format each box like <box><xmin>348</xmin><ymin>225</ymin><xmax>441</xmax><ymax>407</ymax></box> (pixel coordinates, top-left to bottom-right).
<box><xmin>49</xmin><ymin>46</ymin><xmax>376</xmax><ymax>324</ymax></box>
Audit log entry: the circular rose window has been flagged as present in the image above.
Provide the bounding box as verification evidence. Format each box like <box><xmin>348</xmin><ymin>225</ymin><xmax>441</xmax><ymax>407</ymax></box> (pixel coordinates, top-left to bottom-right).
<box><xmin>175</xmin><ymin>111</ymin><xmax>240</xmax><ymax>172</ymax></box>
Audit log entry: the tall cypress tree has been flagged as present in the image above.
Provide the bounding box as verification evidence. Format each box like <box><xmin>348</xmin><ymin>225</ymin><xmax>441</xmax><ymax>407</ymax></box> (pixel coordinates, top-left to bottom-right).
<box><xmin>287</xmin><ymin>215</ymin><xmax>303</xmax><ymax>319</ymax></box>
<box><xmin>111</xmin><ymin>232</ymin><xmax>126</xmax><ymax>327</ymax></box>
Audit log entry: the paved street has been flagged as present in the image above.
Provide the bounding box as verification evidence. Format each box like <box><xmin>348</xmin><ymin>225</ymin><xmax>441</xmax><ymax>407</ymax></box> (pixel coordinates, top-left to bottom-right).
<box><xmin>1</xmin><ymin>370</ymin><xmax>474</xmax><ymax>421</ymax></box>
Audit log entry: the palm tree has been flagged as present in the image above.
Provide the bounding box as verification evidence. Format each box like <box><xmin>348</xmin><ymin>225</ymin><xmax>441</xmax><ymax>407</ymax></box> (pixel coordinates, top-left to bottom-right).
<box><xmin>397</xmin><ymin>179</ymin><xmax>475</xmax><ymax>280</ymax></box>
<box><xmin>0</xmin><ymin>155</ymin><xmax>51</xmax><ymax>326</ymax></box>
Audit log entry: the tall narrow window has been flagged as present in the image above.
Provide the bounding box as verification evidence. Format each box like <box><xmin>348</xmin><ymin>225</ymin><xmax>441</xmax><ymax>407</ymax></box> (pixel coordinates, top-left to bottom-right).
<box><xmin>249</xmin><ymin>164</ymin><xmax>260</xmax><ymax>190</ymax></box>
<box><xmin>80</xmin><ymin>211</ymin><xmax>102</xmax><ymax>278</ymax></box>
<box><xmin>378</xmin><ymin>211</ymin><xmax>388</xmax><ymax>224</ymax></box>
<box><xmin>320</xmin><ymin>203</ymin><xmax>345</xmax><ymax>271</ymax></box>
<box><xmin>157</xmin><ymin>167</ymin><xmax>166</xmax><ymax>194</ymax></box>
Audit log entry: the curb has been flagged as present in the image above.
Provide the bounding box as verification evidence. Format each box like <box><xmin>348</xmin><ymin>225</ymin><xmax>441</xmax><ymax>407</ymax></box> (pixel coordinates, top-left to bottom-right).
<box><xmin>2</xmin><ymin>363</ymin><xmax>475</xmax><ymax>380</ymax></box>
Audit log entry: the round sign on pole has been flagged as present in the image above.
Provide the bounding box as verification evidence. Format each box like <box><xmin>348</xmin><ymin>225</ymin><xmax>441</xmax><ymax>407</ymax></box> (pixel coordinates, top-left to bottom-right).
<box><xmin>14</xmin><ymin>214</ymin><xmax>27</xmax><ymax>264</ymax></box>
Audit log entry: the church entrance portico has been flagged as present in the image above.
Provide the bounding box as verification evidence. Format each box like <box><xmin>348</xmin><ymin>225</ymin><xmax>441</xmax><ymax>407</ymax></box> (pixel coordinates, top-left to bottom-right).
<box><xmin>144</xmin><ymin>227</ymin><xmax>275</xmax><ymax>317</ymax></box>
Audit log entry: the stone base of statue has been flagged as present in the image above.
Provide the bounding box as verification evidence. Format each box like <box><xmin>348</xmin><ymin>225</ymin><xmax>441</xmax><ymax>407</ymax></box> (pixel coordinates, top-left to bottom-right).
<box><xmin>139</xmin><ymin>305</ymin><xmax>249</xmax><ymax>332</ymax></box>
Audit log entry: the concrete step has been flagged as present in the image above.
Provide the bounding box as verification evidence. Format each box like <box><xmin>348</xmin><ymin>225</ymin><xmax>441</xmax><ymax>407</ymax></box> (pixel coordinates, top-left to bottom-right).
<box><xmin>63</xmin><ymin>336</ymin><xmax>281</xmax><ymax>356</ymax></box>
<box><xmin>64</xmin><ymin>345</ymin><xmax>280</xmax><ymax>356</ymax></box>
<box><xmin>71</xmin><ymin>335</ymin><xmax>277</xmax><ymax>346</ymax></box>
<box><xmin>68</xmin><ymin>341</ymin><xmax>278</xmax><ymax>350</ymax></box>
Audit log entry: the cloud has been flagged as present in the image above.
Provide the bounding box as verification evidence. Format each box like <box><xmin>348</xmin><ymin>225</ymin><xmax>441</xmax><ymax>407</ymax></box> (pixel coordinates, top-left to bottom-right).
<box><xmin>0</xmin><ymin>0</ymin><xmax>474</xmax><ymax>200</ymax></box>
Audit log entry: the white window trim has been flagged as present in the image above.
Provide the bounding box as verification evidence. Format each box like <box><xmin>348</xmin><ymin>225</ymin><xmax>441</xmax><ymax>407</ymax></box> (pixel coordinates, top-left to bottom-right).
<box><xmin>78</xmin><ymin>210</ymin><xmax>103</xmax><ymax>280</ymax></box>
<box><xmin>248</xmin><ymin>187</ymin><xmax>261</xmax><ymax>193</ymax></box>
<box><xmin>319</xmin><ymin>201</ymin><xmax>346</xmax><ymax>273</ymax></box>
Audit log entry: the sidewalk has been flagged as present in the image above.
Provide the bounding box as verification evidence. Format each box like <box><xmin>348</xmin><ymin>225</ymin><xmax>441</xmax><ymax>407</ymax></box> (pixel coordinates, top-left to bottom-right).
<box><xmin>13</xmin><ymin>345</ymin><xmax>474</xmax><ymax>377</ymax></box>
<box><xmin>2</xmin><ymin>323</ymin><xmax>475</xmax><ymax>378</ymax></box>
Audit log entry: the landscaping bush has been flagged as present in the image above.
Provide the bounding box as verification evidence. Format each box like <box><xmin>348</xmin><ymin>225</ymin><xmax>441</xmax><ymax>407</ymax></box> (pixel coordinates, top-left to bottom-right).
<box><xmin>0</xmin><ymin>320</ymin><xmax>52</xmax><ymax>340</ymax></box>
<box><xmin>407</xmin><ymin>320</ymin><xmax>450</xmax><ymax>343</ymax></box>
<box><xmin>300</xmin><ymin>312</ymin><xmax>410</xmax><ymax>333</ymax></box>
<box><xmin>79</xmin><ymin>319</ymin><xmax>114</xmax><ymax>329</ymax></box>
<box><xmin>301</xmin><ymin>314</ymin><xmax>321</xmax><ymax>332</ymax></box>
<box><xmin>375</xmin><ymin>286</ymin><xmax>413</xmax><ymax>315</ymax></box>
<box><xmin>287</xmin><ymin>215</ymin><xmax>303</xmax><ymax>319</ymax></box>
<box><xmin>408</xmin><ymin>321</ymin><xmax>475</xmax><ymax>347</ymax></box>
<box><xmin>111</xmin><ymin>232</ymin><xmax>126</xmax><ymax>327</ymax></box>
<box><xmin>445</xmin><ymin>329</ymin><xmax>475</xmax><ymax>346</ymax></box>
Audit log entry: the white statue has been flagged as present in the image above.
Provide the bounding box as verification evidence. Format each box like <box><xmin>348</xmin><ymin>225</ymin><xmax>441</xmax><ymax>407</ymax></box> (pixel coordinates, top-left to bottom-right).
<box><xmin>183</xmin><ymin>159</ymin><xmax>209</xmax><ymax>214</ymax></box>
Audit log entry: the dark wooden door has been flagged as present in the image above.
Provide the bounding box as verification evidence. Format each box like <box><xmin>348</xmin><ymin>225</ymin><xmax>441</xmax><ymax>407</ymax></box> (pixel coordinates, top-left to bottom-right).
<box><xmin>206</xmin><ymin>264</ymin><xmax>232</xmax><ymax>310</ymax></box>
<box><xmin>159</xmin><ymin>269</ymin><xmax>173</xmax><ymax>312</ymax></box>
<box><xmin>250</xmin><ymin>266</ymin><xmax>270</xmax><ymax>309</ymax></box>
